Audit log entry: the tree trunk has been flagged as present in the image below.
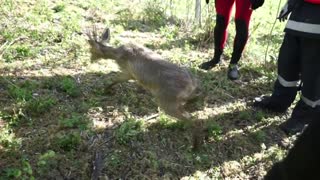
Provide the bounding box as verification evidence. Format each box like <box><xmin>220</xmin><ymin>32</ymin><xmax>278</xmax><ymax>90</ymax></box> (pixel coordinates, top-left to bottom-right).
<box><xmin>195</xmin><ymin>0</ymin><xmax>202</xmax><ymax>26</ymax></box>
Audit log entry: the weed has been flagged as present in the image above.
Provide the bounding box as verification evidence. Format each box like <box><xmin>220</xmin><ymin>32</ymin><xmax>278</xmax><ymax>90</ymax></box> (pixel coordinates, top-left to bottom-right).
<box><xmin>0</xmin><ymin>124</ymin><xmax>21</xmax><ymax>152</ymax></box>
<box><xmin>158</xmin><ymin>114</ymin><xmax>186</xmax><ymax>130</ymax></box>
<box><xmin>251</xmin><ymin>130</ymin><xmax>267</xmax><ymax>143</ymax></box>
<box><xmin>255</xmin><ymin>110</ymin><xmax>266</xmax><ymax>122</ymax></box>
<box><xmin>8</xmin><ymin>85</ymin><xmax>33</xmax><ymax>101</ymax></box>
<box><xmin>107</xmin><ymin>151</ymin><xmax>122</xmax><ymax>168</ymax></box>
<box><xmin>238</xmin><ymin>111</ymin><xmax>251</xmax><ymax>120</ymax></box>
<box><xmin>59</xmin><ymin>77</ymin><xmax>80</xmax><ymax>97</ymax></box>
<box><xmin>115</xmin><ymin>118</ymin><xmax>144</xmax><ymax>145</ymax></box>
<box><xmin>0</xmin><ymin>110</ymin><xmax>23</xmax><ymax>127</ymax></box>
<box><xmin>3</xmin><ymin>168</ymin><xmax>22</xmax><ymax>179</ymax></box>
<box><xmin>206</xmin><ymin>121</ymin><xmax>223</xmax><ymax>141</ymax></box>
<box><xmin>54</xmin><ymin>132</ymin><xmax>81</xmax><ymax>151</ymax></box>
<box><xmin>3</xmin><ymin>44</ymin><xmax>36</xmax><ymax>62</ymax></box>
<box><xmin>2</xmin><ymin>158</ymin><xmax>35</xmax><ymax>180</ymax></box>
<box><xmin>114</xmin><ymin>8</ymin><xmax>139</xmax><ymax>30</ymax></box>
<box><xmin>59</xmin><ymin>114</ymin><xmax>90</xmax><ymax>130</ymax></box>
<box><xmin>141</xmin><ymin>1</ymin><xmax>167</xmax><ymax>29</ymax></box>
<box><xmin>37</xmin><ymin>150</ymin><xmax>57</xmax><ymax>175</ymax></box>
<box><xmin>25</xmin><ymin>96</ymin><xmax>57</xmax><ymax>116</ymax></box>
<box><xmin>53</xmin><ymin>4</ymin><xmax>65</xmax><ymax>13</ymax></box>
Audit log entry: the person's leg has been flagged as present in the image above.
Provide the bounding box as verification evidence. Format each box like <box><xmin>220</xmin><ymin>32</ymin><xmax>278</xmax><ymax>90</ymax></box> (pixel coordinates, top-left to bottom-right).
<box><xmin>227</xmin><ymin>0</ymin><xmax>253</xmax><ymax>80</ymax></box>
<box><xmin>253</xmin><ymin>33</ymin><xmax>301</xmax><ymax>113</ymax></box>
<box><xmin>280</xmin><ymin>36</ymin><xmax>320</xmax><ymax>135</ymax></box>
<box><xmin>199</xmin><ymin>0</ymin><xmax>235</xmax><ymax>70</ymax></box>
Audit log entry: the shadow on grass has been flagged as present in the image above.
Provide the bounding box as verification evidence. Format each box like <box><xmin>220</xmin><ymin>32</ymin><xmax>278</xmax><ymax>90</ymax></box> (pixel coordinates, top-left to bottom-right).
<box><xmin>99</xmin><ymin>107</ymin><xmax>288</xmax><ymax>179</ymax></box>
<box><xmin>0</xmin><ymin>67</ymin><xmax>284</xmax><ymax>179</ymax></box>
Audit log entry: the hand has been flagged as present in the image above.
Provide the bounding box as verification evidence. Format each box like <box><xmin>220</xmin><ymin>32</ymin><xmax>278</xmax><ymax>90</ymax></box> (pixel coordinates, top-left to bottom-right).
<box><xmin>206</xmin><ymin>0</ymin><xmax>209</xmax><ymax>4</ymax></box>
<box><xmin>278</xmin><ymin>2</ymin><xmax>293</xmax><ymax>22</ymax></box>
<box><xmin>250</xmin><ymin>0</ymin><xmax>265</xmax><ymax>10</ymax></box>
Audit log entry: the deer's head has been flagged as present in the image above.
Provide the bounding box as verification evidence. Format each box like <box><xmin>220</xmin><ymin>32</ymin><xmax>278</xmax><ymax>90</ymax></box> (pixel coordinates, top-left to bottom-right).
<box><xmin>86</xmin><ymin>27</ymin><xmax>110</xmax><ymax>62</ymax></box>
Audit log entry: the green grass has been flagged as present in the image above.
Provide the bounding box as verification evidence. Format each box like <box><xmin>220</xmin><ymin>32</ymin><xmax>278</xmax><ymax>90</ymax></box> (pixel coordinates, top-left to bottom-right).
<box><xmin>59</xmin><ymin>76</ymin><xmax>81</xmax><ymax>97</ymax></box>
<box><xmin>115</xmin><ymin>117</ymin><xmax>144</xmax><ymax>145</ymax></box>
<box><xmin>0</xmin><ymin>0</ymin><xmax>293</xmax><ymax>179</ymax></box>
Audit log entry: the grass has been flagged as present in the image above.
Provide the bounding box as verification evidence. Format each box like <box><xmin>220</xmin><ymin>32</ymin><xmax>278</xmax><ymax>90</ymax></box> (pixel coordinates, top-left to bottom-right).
<box><xmin>0</xmin><ymin>0</ymin><xmax>293</xmax><ymax>179</ymax></box>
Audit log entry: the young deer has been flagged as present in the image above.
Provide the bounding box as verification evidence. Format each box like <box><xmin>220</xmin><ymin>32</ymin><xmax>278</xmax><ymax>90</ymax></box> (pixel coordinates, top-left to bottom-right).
<box><xmin>86</xmin><ymin>27</ymin><xmax>203</xmax><ymax>150</ymax></box>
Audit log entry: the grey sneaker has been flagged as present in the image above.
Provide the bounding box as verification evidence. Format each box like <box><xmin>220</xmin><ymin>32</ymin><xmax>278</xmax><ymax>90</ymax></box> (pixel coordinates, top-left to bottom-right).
<box><xmin>227</xmin><ymin>64</ymin><xmax>239</xmax><ymax>80</ymax></box>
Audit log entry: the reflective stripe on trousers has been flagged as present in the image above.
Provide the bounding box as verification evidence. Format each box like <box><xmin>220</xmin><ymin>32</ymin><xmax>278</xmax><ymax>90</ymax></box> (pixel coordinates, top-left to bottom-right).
<box><xmin>277</xmin><ymin>75</ymin><xmax>300</xmax><ymax>88</ymax></box>
<box><xmin>302</xmin><ymin>95</ymin><xmax>320</xmax><ymax>108</ymax></box>
<box><xmin>286</xmin><ymin>20</ymin><xmax>320</xmax><ymax>35</ymax></box>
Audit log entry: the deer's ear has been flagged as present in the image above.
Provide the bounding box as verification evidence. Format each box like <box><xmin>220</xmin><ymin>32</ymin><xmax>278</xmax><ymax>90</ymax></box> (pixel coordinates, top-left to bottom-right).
<box><xmin>101</xmin><ymin>28</ymin><xmax>110</xmax><ymax>42</ymax></box>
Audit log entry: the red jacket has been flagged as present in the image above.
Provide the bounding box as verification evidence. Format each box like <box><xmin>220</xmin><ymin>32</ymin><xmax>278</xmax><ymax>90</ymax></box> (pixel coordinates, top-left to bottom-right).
<box><xmin>305</xmin><ymin>0</ymin><xmax>320</xmax><ymax>4</ymax></box>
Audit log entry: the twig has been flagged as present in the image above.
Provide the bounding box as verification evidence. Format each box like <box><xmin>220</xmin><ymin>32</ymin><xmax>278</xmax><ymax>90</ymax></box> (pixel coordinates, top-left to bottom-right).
<box><xmin>144</xmin><ymin>113</ymin><xmax>159</xmax><ymax>121</ymax></box>
<box><xmin>0</xmin><ymin>36</ymin><xmax>27</xmax><ymax>58</ymax></box>
<box><xmin>91</xmin><ymin>150</ymin><xmax>104</xmax><ymax>180</ymax></box>
<box><xmin>0</xmin><ymin>41</ymin><xmax>9</xmax><ymax>51</ymax></box>
<box><xmin>264</xmin><ymin>0</ymin><xmax>283</xmax><ymax>66</ymax></box>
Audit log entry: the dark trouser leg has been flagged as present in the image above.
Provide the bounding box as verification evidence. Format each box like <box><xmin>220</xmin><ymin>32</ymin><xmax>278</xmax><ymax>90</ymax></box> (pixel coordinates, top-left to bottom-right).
<box><xmin>228</xmin><ymin>19</ymin><xmax>249</xmax><ymax>80</ymax></box>
<box><xmin>230</xmin><ymin>0</ymin><xmax>252</xmax><ymax>65</ymax></box>
<box><xmin>212</xmin><ymin>14</ymin><xmax>226</xmax><ymax>62</ymax></box>
<box><xmin>280</xmin><ymin>36</ymin><xmax>320</xmax><ymax>135</ymax></box>
<box><xmin>199</xmin><ymin>15</ymin><xmax>226</xmax><ymax>70</ymax></box>
<box><xmin>230</xmin><ymin>19</ymin><xmax>248</xmax><ymax>65</ymax></box>
<box><xmin>300</xmin><ymin>36</ymin><xmax>320</xmax><ymax>109</ymax></box>
<box><xmin>254</xmin><ymin>33</ymin><xmax>300</xmax><ymax>112</ymax></box>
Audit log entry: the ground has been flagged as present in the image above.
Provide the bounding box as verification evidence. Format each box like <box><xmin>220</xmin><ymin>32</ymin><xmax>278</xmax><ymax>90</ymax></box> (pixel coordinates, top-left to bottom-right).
<box><xmin>0</xmin><ymin>0</ymin><xmax>297</xmax><ymax>179</ymax></box>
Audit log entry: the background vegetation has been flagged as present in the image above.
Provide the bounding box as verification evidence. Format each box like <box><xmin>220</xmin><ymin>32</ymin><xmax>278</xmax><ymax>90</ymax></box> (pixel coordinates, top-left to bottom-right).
<box><xmin>0</xmin><ymin>0</ymin><xmax>297</xmax><ymax>179</ymax></box>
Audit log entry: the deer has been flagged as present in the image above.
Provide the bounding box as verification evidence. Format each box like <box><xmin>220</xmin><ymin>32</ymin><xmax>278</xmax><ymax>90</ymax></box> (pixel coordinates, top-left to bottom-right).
<box><xmin>86</xmin><ymin>27</ymin><xmax>204</xmax><ymax>150</ymax></box>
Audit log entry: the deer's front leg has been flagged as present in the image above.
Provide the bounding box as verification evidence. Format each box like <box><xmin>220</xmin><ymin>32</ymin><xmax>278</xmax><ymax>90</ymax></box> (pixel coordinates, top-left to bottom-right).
<box><xmin>104</xmin><ymin>71</ymin><xmax>131</xmax><ymax>90</ymax></box>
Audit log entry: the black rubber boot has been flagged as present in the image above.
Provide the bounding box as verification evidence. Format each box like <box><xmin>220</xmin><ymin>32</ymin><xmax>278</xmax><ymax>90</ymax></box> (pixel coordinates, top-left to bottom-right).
<box><xmin>199</xmin><ymin>49</ymin><xmax>223</xmax><ymax>70</ymax></box>
<box><xmin>253</xmin><ymin>95</ymin><xmax>289</xmax><ymax>113</ymax></box>
<box><xmin>227</xmin><ymin>64</ymin><xmax>239</xmax><ymax>80</ymax></box>
<box><xmin>280</xmin><ymin>100</ymin><xmax>315</xmax><ymax>135</ymax></box>
<box><xmin>253</xmin><ymin>79</ymin><xmax>299</xmax><ymax>113</ymax></box>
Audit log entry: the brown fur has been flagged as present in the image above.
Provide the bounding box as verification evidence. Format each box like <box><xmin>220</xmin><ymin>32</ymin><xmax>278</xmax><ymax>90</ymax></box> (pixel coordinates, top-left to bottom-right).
<box><xmin>87</xmin><ymin>28</ymin><xmax>203</xmax><ymax>150</ymax></box>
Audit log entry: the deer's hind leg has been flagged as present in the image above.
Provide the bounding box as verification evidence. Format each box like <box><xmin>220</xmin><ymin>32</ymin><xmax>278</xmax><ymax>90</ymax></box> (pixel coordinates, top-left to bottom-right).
<box><xmin>158</xmin><ymin>98</ymin><xmax>203</xmax><ymax>151</ymax></box>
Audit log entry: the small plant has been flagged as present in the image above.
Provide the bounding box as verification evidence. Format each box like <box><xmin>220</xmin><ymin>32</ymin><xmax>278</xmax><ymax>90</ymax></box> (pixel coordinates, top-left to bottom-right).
<box><xmin>52</xmin><ymin>4</ymin><xmax>65</xmax><ymax>13</ymax></box>
<box><xmin>141</xmin><ymin>1</ymin><xmax>167</xmax><ymax>28</ymax></box>
<box><xmin>37</xmin><ymin>150</ymin><xmax>57</xmax><ymax>175</ymax></box>
<box><xmin>114</xmin><ymin>8</ymin><xmax>140</xmax><ymax>30</ymax></box>
<box><xmin>59</xmin><ymin>114</ymin><xmax>90</xmax><ymax>130</ymax></box>
<box><xmin>8</xmin><ymin>85</ymin><xmax>32</xmax><ymax>101</ymax></box>
<box><xmin>158</xmin><ymin>114</ymin><xmax>186</xmax><ymax>130</ymax></box>
<box><xmin>206</xmin><ymin>121</ymin><xmax>223</xmax><ymax>141</ymax></box>
<box><xmin>254</xmin><ymin>110</ymin><xmax>266</xmax><ymax>122</ymax></box>
<box><xmin>3</xmin><ymin>168</ymin><xmax>22</xmax><ymax>179</ymax></box>
<box><xmin>3</xmin><ymin>158</ymin><xmax>34</xmax><ymax>179</ymax></box>
<box><xmin>238</xmin><ymin>111</ymin><xmax>251</xmax><ymax>120</ymax></box>
<box><xmin>251</xmin><ymin>130</ymin><xmax>266</xmax><ymax>143</ymax></box>
<box><xmin>59</xmin><ymin>77</ymin><xmax>80</xmax><ymax>97</ymax></box>
<box><xmin>0</xmin><ymin>110</ymin><xmax>23</xmax><ymax>127</ymax></box>
<box><xmin>3</xmin><ymin>44</ymin><xmax>36</xmax><ymax>62</ymax></box>
<box><xmin>115</xmin><ymin>118</ymin><xmax>144</xmax><ymax>145</ymax></box>
<box><xmin>25</xmin><ymin>96</ymin><xmax>57</xmax><ymax>116</ymax></box>
<box><xmin>107</xmin><ymin>151</ymin><xmax>122</xmax><ymax>168</ymax></box>
<box><xmin>55</xmin><ymin>132</ymin><xmax>81</xmax><ymax>151</ymax></box>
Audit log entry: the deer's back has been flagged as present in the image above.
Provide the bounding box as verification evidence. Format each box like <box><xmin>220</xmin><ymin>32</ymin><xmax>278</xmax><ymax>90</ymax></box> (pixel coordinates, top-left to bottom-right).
<box><xmin>118</xmin><ymin>44</ymin><xmax>198</xmax><ymax>100</ymax></box>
